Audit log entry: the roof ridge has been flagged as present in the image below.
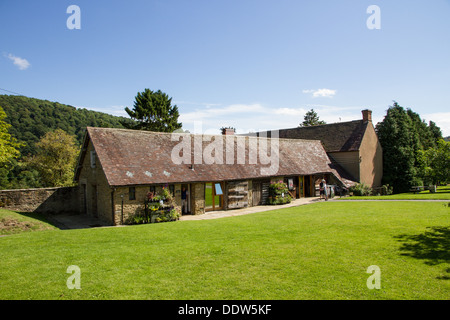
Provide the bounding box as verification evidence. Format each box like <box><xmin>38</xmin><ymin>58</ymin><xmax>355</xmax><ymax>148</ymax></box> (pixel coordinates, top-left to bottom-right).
<box><xmin>87</xmin><ymin>127</ymin><xmax>324</xmax><ymax>143</ymax></box>
<box><xmin>283</xmin><ymin>119</ymin><xmax>363</xmax><ymax>131</ymax></box>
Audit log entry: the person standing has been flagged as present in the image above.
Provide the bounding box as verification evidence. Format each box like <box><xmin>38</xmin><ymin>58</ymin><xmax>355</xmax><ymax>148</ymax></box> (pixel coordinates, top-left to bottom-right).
<box><xmin>181</xmin><ymin>187</ymin><xmax>188</xmax><ymax>214</ymax></box>
<box><xmin>322</xmin><ymin>179</ymin><xmax>328</xmax><ymax>201</ymax></box>
<box><xmin>319</xmin><ymin>180</ymin><xmax>323</xmax><ymax>199</ymax></box>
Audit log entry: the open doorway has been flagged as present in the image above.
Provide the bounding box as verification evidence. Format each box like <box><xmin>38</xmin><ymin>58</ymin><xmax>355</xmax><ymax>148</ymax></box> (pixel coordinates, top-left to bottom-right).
<box><xmin>181</xmin><ymin>184</ymin><xmax>191</xmax><ymax>215</ymax></box>
<box><xmin>286</xmin><ymin>177</ymin><xmax>299</xmax><ymax>199</ymax></box>
<box><xmin>303</xmin><ymin>176</ymin><xmax>314</xmax><ymax>197</ymax></box>
<box><xmin>205</xmin><ymin>182</ymin><xmax>224</xmax><ymax>211</ymax></box>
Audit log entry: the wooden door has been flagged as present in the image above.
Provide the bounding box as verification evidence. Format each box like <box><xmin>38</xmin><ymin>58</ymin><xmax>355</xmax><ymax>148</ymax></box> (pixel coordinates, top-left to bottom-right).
<box><xmin>261</xmin><ymin>180</ymin><xmax>270</xmax><ymax>204</ymax></box>
<box><xmin>252</xmin><ymin>181</ymin><xmax>262</xmax><ymax>206</ymax></box>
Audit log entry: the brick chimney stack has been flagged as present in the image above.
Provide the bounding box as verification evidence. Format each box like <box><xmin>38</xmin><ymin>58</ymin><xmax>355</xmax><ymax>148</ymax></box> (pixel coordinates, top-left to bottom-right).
<box><xmin>221</xmin><ymin>127</ymin><xmax>235</xmax><ymax>135</ymax></box>
<box><xmin>362</xmin><ymin>109</ymin><xmax>372</xmax><ymax>122</ymax></box>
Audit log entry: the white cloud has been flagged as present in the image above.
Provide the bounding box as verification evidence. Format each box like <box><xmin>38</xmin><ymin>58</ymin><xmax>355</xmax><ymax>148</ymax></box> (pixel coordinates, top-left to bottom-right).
<box><xmin>6</xmin><ymin>53</ymin><xmax>30</xmax><ymax>70</ymax></box>
<box><xmin>179</xmin><ymin>103</ymin><xmax>356</xmax><ymax>134</ymax></box>
<box><xmin>85</xmin><ymin>102</ymin><xmax>450</xmax><ymax>138</ymax></box>
<box><xmin>173</xmin><ymin>101</ymin><xmax>221</xmax><ymax>108</ymax></box>
<box><xmin>303</xmin><ymin>88</ymin><xmax>337</xmax><ymax>98</ymax></box>
<box><xmin>106</xmin><ymin>106</ymin><xmax>129</xmax><ymax>117</ymax></box>
<box><xmin>79</xmin><ymin>105</ymin><xmax>129</xmax><ymax>118</ymax></box>
<box><xmin>422</xmin><ymin>112</ymin><xmax>450</xmax><ymax>137</ymax></box>
<box><xmin>179</xmin><ymin>103</ymin><xmax>268</xmax><ymax>133</ymax></box>
<box><xmin>273</xmin><ymin>107</ymin><xmax>308</xmax><ymax>116</ymax></box>
<box><xmin>179</xmin><ymin>102</ymin><xmax>372</xmax><ymax>134</ymax></box>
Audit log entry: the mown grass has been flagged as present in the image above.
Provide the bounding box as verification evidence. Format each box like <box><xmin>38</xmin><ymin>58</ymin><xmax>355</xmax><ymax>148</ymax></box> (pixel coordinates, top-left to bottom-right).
<box><xmin>0</xmin><ymin>208</ymin><xmax>57</xmax><ymax>235</ymax></box>
<box><xmin>0</xmin><ymin>201</ymin><xmax>448</xmax><ymax>300</ymax></box>
<box><xmin>340</xmin><ymin>185</ymin><xmax>450</xmax><ymax>200</ymax></box>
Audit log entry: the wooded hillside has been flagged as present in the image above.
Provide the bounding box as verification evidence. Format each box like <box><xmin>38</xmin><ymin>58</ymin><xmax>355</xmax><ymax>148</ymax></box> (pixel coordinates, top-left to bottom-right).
<box><xmin>0</xmin><ymin>95</ymin><xmax>133</xmax><ymax>156</ymax></box>
<box><xmin>0</xmin><ymin>95</ymin><xmax>134</xmax><ymax>189</ymax></box>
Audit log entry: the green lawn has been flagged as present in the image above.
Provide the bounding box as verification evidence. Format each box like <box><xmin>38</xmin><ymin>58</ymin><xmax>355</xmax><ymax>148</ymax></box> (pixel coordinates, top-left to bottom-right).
<box><xmin>0</xmin><ymin>201</ymin><xmax>449</xmax><ymax>300</ymax></box>
<box><xmin>340</xmin><ymin>185</ymin><xmax>450</xmax><ymax>200</ymax></box>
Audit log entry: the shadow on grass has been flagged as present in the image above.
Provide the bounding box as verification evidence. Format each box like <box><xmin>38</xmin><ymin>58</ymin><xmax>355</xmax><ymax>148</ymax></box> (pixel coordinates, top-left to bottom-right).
<box><xmin>15</xmin><ymin>212</ymin><xmax>60</xmax><ymax>229</ymax></box>
<box><xmin>395</xmin><ymin>226</ymin><xmax>450</xmax><ymax>280</ymax></box>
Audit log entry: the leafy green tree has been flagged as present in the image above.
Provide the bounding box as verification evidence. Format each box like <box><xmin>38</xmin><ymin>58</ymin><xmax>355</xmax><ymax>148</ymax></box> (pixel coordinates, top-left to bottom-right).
<box><xmin>407</xmin><ymin>109</ymin><xmax>435</xmax><ymax>150</ymax></box>
<box><xmin>0</xmin><ymin>94</ymin><xmax>135</xmax><ymax>189</ymax></box>
<box><xmin>425</xmin><ymin>139</ymin><xmax>449</xmax><ymax>185</ymax></box>
<box><xmin>376</xmin><ymin>102</ymin><xmax>420</xmax><ymax>193</ymax></box>
<box><xmin>0</xmin><ymin>94</ymin><xmax>134</xmax><ymax>156</ymax></box>
<box><xmin>299</xmin><ymin>109</ymin><xmax>326</xmax><ymax>127</ymax></box>
<box><xmin>124</xmin><ymin>89</ymin><xmax>182</xmax><ymax>132</ymax></box>
<box><xmin>0</xmin><ymin>159</ymin><xmax>43</xmax><ymax>189</ymax></box>
<box><xmin>428</xmin><ymin>121</ymin><xmax>443</xmax><ymax>144</ymax></box>
<box><xmin>28</xmin><ymin>129</ymin><xmax>79</xmax><ymax>187</ymax></box>
<box><xmin>0</xmin><ymin>106</ymin><xmax>21</xmax><ymax>166</ymax></box>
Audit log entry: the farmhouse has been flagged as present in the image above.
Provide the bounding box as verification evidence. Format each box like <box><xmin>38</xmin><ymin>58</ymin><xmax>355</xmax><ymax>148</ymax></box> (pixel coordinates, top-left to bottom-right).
<box><xmin>246</xmin><ymin>110</ymin><xmax>383</xmax><ymax>187</ymax></box>
<box><xmin>74</xmin><ymin>127</ymin><xmax>355</xmax><ymax>225</ymax></box>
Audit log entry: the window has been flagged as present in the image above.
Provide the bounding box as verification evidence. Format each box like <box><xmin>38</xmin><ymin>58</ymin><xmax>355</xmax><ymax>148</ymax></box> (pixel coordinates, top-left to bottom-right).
<box><xmin>169</xmin><ymin>185</ymin><xmax>175</xmax><ymax>197</ymax></box>
<box><xmin>129</xmin><ymin>187</ymin><xmax>136</xmax><ymax>200</ymax></box>
<box><xmin>215</xmin><ymin>183</ymin><xmax>223</xmax><ymax>195</ymax></box>
<box><xmin>288</xmin><ymin>178</ymin><xmax>294</xmax><ymax>190</ymax></box>
<box><xmin>90</xmin><ymin>150</ymin><xmax>96</xmax><ymax>168</ymax></box>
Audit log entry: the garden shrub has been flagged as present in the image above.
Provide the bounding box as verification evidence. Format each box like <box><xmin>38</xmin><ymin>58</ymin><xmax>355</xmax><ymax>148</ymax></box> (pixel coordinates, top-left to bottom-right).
<box><xmin>381</xmin><ymin>184</ymin><xmax>393</xmax><ymax>195</ymax></box>
<box><xmin>349</xmin><ymin>183</ymin><xmax>372</xmax><ymax>196</ymax></box>
<box><xmin>268</xmin><ymin>181</ymin><xmax>292</xmax><ymax>205</ymax></box>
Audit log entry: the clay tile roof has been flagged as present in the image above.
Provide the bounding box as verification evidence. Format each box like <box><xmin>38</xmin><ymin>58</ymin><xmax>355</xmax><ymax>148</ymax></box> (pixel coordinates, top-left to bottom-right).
<box><xmin>274</xmin><ymin>120</ymin><xmax>368</xmax><ymax>152</ymax></box>
<box><xmin>78</xmin><ymin>127</ymin><xmax>352</xmax><ymax>187</ymax></box>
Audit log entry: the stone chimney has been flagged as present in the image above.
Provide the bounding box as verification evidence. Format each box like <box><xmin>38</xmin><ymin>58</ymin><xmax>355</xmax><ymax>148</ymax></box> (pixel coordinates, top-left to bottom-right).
<box><xmin>362</xmin><ymin>109</ymin><xmax>372</xmax><ymax>122</ymax></box>
<box><xmin>221</xmin><ymin>127</ymin><xmax>235</xmax><ymax>135</ymax></box>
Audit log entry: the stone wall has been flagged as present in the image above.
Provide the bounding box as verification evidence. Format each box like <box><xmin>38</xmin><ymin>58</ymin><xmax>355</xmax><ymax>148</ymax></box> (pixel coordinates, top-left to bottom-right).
<box><xmin>112</xmin><ymin>186</ymin><xmax>146</xmax><ymax>225</ymax></box>
<box><xmin>111</xmin><ymin>184</ymin><xmax>187</xmax><ymax>225</ymax></box>
<box><xmin>191</xmin><ymin>183</ymin><xmax>205</xmax><ymax>215</ymax></box>
<box><xmin>0</xmin><ymin>186</ymin><xmax>80</xmax><ymax>214</ymax></box>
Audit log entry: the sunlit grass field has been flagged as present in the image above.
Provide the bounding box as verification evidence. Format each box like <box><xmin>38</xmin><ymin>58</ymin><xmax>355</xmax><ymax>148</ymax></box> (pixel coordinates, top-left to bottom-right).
<box><xmin>340</xmin><ymin>185</ymin><xmax>450</xmax><ymax>200</ymax></box>
<box><xmin>0</xmin><ymin>201</ymin><xmax>448</xmax><ymax>299</ymax></box>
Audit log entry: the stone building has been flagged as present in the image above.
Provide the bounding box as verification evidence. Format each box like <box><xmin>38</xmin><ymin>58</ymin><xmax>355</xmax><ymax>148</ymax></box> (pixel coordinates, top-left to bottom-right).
<box><xmin>74</xmin><ymin>127</ymin><xmax>354</xmax><ymax>225</ymax></box>
<box><xmin>247</xmin><ymin>110</ymin><xmax>383</xmax><ymax>187</ymax></box>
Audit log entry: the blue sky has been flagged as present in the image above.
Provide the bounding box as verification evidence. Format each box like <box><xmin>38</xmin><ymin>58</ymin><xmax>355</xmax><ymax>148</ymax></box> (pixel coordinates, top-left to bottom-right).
<box><xmin>1</xmin><ymin>0</ymin><xmax>449</xmax><ymax>135</ymax></box>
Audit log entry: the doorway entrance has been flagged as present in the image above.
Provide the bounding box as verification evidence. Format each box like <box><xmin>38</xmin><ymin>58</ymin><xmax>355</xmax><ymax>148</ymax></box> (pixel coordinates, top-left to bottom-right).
<box><xmin>205</xmin><ymin>182</ymin><xmax>224</xmax><ymax>211</ymax></box>
<box><xmin>252</xmin><ymin>180</ymin><xmax>262</xmax><ymax>206</ymax></box>
<box><xmin>181</xmin><ymin>184</ymin><xmax>191</xmax><ymax>215</ymax></box>
<box><xmin>81</xmin><ymin>184</ymin><xmax>87</xmax><ymax>214</ymax></box>
<box><xmin>252</xmin><ymin>179</ymin><xmax>270</xmax><ymax>205</ymax></box>
<box><xmin>91</xmin><ymin>184</ymin><xmax>98</xmax><ymax>217</ymax></box>
<box><xmin>301</xmin><ymin>175</ymin><xmax>315</xmax><ymax>197</ymax></box>
<box><xmin>286</xmin><ymin>177</ymin><xmax>299</xmax><ymax>199</ymax></box>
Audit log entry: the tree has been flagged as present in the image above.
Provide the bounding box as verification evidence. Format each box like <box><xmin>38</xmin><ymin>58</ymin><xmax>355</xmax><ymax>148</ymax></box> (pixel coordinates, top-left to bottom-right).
<box><xmin>407</xmin><ymin>109</ymin><xmax>435</xmax><ymax>150</ymax></box>
<box><xmin>28</xmin><ymin>129</ymin><xmax>79</xmax><ymax>187</ymax></box>
<box><xmin>375</xmin><ymin>102</ymin><xmax>420</xmax><ymax>193</ymax></box>
<box><xmin>425</xmin><ymin>139</ymin><xmax>449</xmax><ymax>185</ymax></box>
<box><xmin>124</xmin><ymin>89</ymin><xmax>182</xmax><ymax>132</ymax></box>
<box><xmin>376</xmin><ymin>102</ymin><xmax>444</xmax><ymax>192</ymax></box>
<box><xmin>428</xmin><ymin>121</ymin><xmax>443</xmax><ymax>144</ymax></box>
<box><xmin>299</xmin><ymin>109</ymin><xmax>326</xmax><ymax>127</ymax></box>
<box><xmin>0</xmin><ymin>106</ymin><xmax>21</xmax><ymax>166</ymax></box>
<box><xmin>0</xmin><ymin>94</ymin><xmax>135</xmax><ymax>189</ymax></box>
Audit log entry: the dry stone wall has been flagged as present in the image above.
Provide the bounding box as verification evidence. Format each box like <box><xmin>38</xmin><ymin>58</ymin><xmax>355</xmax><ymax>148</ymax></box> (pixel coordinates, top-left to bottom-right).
<box><xmin>0</xmin><ymin>186</ymin><xmax>80</xmax><ymax>214</ymax></box>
